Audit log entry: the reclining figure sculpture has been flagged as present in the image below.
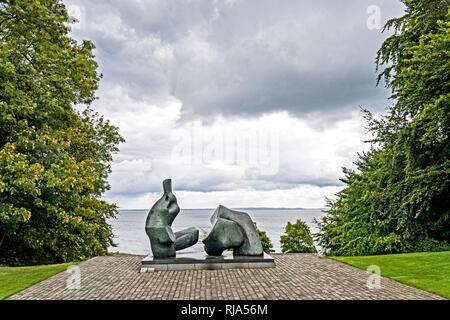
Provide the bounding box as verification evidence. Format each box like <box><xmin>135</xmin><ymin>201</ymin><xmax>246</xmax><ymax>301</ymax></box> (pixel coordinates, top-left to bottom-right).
<box><xmin>202</xmin><ymin>205</ymin><xmax>264</xmax><ymax>256</ymax></box>
<box><xmin>145</xmin><ymin>179</ymin><xmax>199</xmax><ymax>258</ymax></box>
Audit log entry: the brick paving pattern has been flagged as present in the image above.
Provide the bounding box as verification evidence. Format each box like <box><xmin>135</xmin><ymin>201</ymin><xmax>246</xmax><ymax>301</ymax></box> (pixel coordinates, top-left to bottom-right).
<box><xmin>8</xmin><ymin>254</ymin><xmax>444</xmax><ymax>300</ymax></box>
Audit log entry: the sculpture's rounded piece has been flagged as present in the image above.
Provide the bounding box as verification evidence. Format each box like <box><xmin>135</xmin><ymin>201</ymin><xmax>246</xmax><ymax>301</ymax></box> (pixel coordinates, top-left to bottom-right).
<box><xmin>203</xmin><ymin>218</ymin><xmax>244</xmax><ymax>256</ymax></box>
<box><xmin>202</xmin><ymin>205</ymin><xmax>264</xmax><ymax>256</ymax></box>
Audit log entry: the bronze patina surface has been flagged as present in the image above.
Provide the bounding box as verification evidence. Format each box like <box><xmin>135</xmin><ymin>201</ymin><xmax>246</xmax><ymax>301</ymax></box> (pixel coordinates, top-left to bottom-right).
<box><xmin>145</xmin><ymin>179</ymin><xmax>199</xmax><ymax>258</ymax></box>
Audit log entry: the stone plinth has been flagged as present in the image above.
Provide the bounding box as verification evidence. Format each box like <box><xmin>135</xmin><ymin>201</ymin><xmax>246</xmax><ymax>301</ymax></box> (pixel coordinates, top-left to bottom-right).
<box><xmin>140</xmin><ymin>251</ymin><xmax>275</xmax><ymax>272</ymax></box>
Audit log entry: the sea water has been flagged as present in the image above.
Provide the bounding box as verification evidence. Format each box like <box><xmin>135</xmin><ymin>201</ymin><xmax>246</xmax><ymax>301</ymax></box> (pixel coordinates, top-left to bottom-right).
<box><xmin>107</xmin><ymin>208</ymin><xmax>325</xmax><ymax>255</ymax></box>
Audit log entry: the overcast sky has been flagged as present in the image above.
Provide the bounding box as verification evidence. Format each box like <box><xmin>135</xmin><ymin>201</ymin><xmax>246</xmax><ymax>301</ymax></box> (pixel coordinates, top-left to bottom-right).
<box><xmin>63</xmin><ymin>0</ymin><xmax>405</xmax><ymax>209</ymax></box>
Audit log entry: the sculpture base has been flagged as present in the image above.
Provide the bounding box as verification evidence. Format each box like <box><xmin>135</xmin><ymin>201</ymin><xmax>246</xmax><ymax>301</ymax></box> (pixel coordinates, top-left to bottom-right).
<box><xmin>140</xmin><ymin>251</ymin><xmax>275</xmax><ymax>272</ymax></box>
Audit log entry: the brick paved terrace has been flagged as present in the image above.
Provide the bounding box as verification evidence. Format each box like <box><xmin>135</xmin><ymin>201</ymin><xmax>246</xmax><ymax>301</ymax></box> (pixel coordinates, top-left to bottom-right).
<box><xmin>7</xmin><ymin>254</ymin><xmax>444</xmax><ymax>300</ymax></box>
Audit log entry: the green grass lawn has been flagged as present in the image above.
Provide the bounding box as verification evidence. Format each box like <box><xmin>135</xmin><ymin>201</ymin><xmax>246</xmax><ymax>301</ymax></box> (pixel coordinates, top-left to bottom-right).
<box><xmin>0</xmin><ymin>261</ymin><xmax>80</xmax><ymax>300</ymax></box>
<box><xmin>329</xmin><ymin>251</ymin><xmax>450</xmax><ymax>299</ymax></box>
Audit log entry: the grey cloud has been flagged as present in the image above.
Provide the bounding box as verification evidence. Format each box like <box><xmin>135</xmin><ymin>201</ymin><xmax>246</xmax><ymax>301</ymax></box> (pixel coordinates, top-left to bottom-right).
<box><xmin>169</xmin><ymin>0</ymin><xmax>403</xmax><ymax>119</ymax></box>
<box><xmin>62</xmin><ymin>0</ymin><xmax>403</xmax><ymax>206</ymax></box>
<box><xmin>66</xmin><ymin>0</ymin><xmax>404</xmax><ymax>120</ymax></box>
<box><xmin>244</xmin><ymin>167</ymin><xmax>345</xmax><ymax>189</ymax></box>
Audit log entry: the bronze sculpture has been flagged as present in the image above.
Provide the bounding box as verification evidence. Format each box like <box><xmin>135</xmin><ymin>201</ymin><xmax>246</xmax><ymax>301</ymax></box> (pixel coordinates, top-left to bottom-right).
<box><xmin>145</xmin><ymin>179</ymin><xmax>264</xmax><ymax>259</ymax></box>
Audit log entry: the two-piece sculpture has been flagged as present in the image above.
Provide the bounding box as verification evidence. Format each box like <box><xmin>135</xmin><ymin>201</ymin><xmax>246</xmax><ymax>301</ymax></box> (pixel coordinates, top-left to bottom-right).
<box><xmin>141</xmin><ymin>179</ymin><xmax>274</xmax><ymax>271</ymax></box>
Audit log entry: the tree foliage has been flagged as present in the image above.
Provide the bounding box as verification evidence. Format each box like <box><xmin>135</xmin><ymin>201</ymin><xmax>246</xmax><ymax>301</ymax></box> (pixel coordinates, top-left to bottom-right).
<box><xmin>280</xmin><ymin>220</ymin><xmax>316</xmax><ymax>253</ymax></box>
<box><xmin>0</xmin><ymin>0</ymin><xmax>124</xmax><ymax>265</ymax></box>
<box><xmin>254</xmin><ymin>222</ymin><xmax>274</xmax><ymax>253</ymax></box>
<box><xmin>316</xmin><ymin>0</ymin><xmax>450</xmax><ymax>256</ymax></box>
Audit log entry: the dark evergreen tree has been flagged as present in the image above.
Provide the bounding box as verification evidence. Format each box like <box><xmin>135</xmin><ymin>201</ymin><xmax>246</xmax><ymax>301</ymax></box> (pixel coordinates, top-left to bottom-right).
<box><xmin>316</xmin><ymin>0</ymin><xmax>450</xmax><ymax>256</ymax></box>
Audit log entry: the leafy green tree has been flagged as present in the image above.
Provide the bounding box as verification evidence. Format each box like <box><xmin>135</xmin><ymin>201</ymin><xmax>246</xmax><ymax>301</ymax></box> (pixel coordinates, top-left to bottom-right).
<box><xmin>280</xmin><ymin>220</ymin><xmax>316</xmax><ymax>253</ymax></box>
<box><xmin>0</xmin><ymin>0</ymin><xmax>124</xmax><ymax>265</ymax></box>
<box><xmin>254</xmin><ymin>222</ymin><xmax>274</xmax><ymax>253</ymax></box>
<box><xmin>316</xmin><ymin>0</ymin><xmax>450</xmax><ymax>256</ymax></box>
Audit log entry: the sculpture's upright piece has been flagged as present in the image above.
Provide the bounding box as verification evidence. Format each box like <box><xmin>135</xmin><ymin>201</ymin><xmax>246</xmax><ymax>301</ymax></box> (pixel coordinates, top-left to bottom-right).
<box><xmin>145</xmin><ymin>179</ymin><xmax>199</xmax><ymax>258</ymax></box>
<box><xmin>203</xmin><ymin>205</ymin><xmax>263</xmax><ymax>256</ymax></box>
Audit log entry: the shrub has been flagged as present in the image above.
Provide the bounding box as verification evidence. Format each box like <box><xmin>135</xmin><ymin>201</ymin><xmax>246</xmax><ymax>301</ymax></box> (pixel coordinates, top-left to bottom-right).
<box><xmin>280</xmin><ymin>220</ymin><xmax>317</xmax><ymax>253</ymax></box>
